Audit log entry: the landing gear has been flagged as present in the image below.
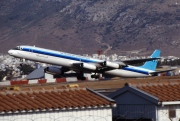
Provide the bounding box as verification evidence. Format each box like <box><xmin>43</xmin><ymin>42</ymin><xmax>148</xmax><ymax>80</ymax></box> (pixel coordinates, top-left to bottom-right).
<box><xmin>91</xmin><ymin>74</ymin><xmax>100</xmax><ymax>79</ymax></box>
<box><xmin>19</xmin><ymin>58</ymin><xmax>25</xmax><ymax>67</ymax></box>
<box><xmin>20</xmin><ymin>58</ymin><xmax>25</xmax><ymax>62</ymax></box>
<box><xmin>77</xmin><ymin>71</ymin><xmax>86</xmax><ymax>80</ymax></box>
<box><xmin>77</xmin><ymin>76</ymin><xmax>86</xmax><ymax>80</ymax></box>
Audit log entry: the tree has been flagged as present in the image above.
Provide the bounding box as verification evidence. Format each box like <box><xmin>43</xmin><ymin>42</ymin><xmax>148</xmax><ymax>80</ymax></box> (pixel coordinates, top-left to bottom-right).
<box><xmin>18</xmin><ymin>64</ymin><xmax>35</xmax><ymax>75</ymax></box>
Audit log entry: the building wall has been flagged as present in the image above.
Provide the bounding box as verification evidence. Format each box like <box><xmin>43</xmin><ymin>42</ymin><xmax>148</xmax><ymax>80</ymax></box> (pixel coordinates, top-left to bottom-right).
<box><xmin>0</xmin><ymin>108</ymin><xmax>112</xmax><ymax>121</ymax></box>
<box><xmin>113</xmin><ymin>104</ymin><xmax>156</xmax><ymax>120</ymax></box>
<box><xmin>112</xmin><ymin>91</ymin><xmax>156</xmax><ymax>120</ymax></box>
<box><xmin>157</xmin><ymin>105</ymin><xmax>180</xmax><ymax>121</ymax></box>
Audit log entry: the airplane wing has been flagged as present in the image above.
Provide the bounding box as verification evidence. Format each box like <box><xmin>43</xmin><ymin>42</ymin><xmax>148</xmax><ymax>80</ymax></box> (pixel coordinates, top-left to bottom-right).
<box><xmin>121</xmin><ymin>58</ymin><xmax>160</xmax><ymax>65</ymax></box>
<box><xmin>58</xmin><ymin>57</ymin><xmax>161</xmax><ymax>74</ymax></box>
<box><xmin>72</xmin><ymin>61</ymin><xmax>127</xmax><ymax>70</ymax></box>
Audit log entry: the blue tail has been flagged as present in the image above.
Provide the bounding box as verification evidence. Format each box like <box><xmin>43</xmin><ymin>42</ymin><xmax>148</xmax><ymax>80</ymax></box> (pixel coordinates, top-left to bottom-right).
<box><xmin>139</xmin><ymin>50</ymin><xmax>160</xmax><ymax>71</ymax></box>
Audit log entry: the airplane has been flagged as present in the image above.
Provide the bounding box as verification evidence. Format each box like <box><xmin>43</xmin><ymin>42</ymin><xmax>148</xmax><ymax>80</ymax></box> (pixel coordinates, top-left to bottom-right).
<box><xmin>8</xmin><ymin>45</ymin><xmax>172</xmax><ymax>80</ymax></box>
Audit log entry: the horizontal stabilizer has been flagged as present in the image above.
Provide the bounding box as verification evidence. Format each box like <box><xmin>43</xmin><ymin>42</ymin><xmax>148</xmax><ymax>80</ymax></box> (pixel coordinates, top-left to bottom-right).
<box><xmin>149</xmin><ymin>67</ymin><xmax>177</xmax><ymax>75</ymax></box>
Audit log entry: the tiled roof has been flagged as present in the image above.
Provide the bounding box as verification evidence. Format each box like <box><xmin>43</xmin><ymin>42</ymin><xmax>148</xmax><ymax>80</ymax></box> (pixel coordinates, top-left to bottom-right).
<box><xmin>0</xmin><ymin>85</ymin><xmax>115</xmax><ymax>113</ymax></box>
<box><xmin>128</xmin><ymin>80</ymin><xmax>180</xmax><ymax>102</ymax></box>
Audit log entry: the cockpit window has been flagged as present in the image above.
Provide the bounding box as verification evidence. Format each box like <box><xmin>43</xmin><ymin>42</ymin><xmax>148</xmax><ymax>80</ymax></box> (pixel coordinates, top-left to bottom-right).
<box><xmin>13</xmin><ymin>46</ymin><xmax>21</xmax><ymax>50</ymax></box>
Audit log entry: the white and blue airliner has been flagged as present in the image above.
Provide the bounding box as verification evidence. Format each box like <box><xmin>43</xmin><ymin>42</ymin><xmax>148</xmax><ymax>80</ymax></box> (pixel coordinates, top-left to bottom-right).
<box><xmin>8</xmin><ymin>45</ymin><xmax>169</xmax><ymax>80</ymax></box>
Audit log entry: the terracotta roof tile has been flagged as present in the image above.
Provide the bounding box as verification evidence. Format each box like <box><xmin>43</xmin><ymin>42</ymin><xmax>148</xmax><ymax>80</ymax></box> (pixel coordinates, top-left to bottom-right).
<box><xmin>0</xmin><ymin>86</ymin><xmax>115</xmax><ymax>113</ymax></box>
<box><xmin>131</xmin><ymin>81</ymin><xmax>180</xmax><ymax>102</ymax></box>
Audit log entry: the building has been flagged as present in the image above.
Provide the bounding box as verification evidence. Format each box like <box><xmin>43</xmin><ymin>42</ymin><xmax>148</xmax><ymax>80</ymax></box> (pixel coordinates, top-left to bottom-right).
<box><xmin>0</xmin><ymin>84</ymin><xmax>116</xmax><ymax>121</ymax></box>
<box><xmin>109</xmin><ymin>81</ymin><xmax>180</xmax><ymax>121</ymax></box>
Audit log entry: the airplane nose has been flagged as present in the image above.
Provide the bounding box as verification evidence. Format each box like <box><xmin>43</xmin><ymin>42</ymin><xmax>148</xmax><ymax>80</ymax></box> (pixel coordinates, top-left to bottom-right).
<box><xmin>8</xmin><ymin>50</ymin><xmax>14</xmax><ymax>55</ymax></box>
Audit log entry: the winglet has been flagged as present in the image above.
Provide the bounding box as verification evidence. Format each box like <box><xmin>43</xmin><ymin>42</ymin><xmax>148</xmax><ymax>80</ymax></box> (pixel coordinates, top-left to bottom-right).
<box><xmin>139</xmin><ymin>50</ymin><xmax>161</xmax><ymax>71</ymax></box>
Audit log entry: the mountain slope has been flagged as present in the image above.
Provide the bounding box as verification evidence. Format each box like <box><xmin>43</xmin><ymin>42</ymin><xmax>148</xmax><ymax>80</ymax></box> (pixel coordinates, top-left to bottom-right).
<box><xmin>0</xmin><ymin>0</ymin><xmax>180</xmax><ymax>56</ymax></box>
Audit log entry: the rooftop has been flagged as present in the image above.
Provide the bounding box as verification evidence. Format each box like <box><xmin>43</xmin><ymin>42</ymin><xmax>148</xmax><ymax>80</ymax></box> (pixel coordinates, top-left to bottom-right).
<box><xmin>0</xmin><ymin>85</ymin><xmax>115</xmax><ymax>113</ymax></box>
<box><xmin>128</xmin><ymin>80</ymin><xmax>180</xmax><ymax>102</ymax></box>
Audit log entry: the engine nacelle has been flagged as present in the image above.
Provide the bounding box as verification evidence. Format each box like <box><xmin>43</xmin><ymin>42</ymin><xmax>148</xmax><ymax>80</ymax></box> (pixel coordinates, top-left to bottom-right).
<box><xmin>104</xmin><ymin>61</ymin><xmax>126</xmax><ymax>69</ymax></box>
<box><xmin>45</xmin><ymin>66</ymin><xmax>62</xmax><ymax>74</ymax></box>
<box><xmin>81</xmin><ymin>63</ymin><xmax>97</xmax><ymax>70</ymax></box>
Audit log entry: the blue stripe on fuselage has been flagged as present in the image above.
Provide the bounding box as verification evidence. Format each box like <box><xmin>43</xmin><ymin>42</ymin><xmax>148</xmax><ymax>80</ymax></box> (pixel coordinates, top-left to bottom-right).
<box><xmin>21</xmin><ymin>46</ymin><xmax>149</xmax><ymax>75</ymax></box>
<box><xmin>22</xmin><ymin>47</ymin><xmax>98</xmax><ymax>63</ymax></box>
<box><xmin>122</xmin><ymin>66</ymin><xmax>149</xmax><ymax>75</ymax></box>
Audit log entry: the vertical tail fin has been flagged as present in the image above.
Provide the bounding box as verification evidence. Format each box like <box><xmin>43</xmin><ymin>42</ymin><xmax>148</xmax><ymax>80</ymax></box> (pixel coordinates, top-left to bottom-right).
<box><xmin>139</xmin><ymin>50</ymin><xmax>160</xmax><ymax>71</ymax></box>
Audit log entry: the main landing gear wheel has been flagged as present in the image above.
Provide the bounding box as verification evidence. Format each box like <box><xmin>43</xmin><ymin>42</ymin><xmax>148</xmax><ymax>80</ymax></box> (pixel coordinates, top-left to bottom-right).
<box><xmin>77</xmin><ymin>76</ymin><xmax>86</xmax><ymax>80</ymax></box>
<box><xmin>91</xmin><ymin>74</ymin><xmax>100</xmax><ymax>79</ymax></box>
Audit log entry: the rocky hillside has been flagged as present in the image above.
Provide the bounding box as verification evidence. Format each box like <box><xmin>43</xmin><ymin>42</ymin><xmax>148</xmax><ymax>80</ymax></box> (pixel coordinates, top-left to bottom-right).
<box><xmin>0</xmin><ymin>0</ymin><xmax>180</xmax><ymax>56</ymax></box>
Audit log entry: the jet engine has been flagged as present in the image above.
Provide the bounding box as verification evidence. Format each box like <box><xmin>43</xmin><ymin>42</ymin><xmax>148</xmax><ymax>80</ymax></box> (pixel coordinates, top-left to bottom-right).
<box><xmin>45</xmin><ymin>66</ymin><xmax>62</xmax><ymax>75</ymax></box>
<box><xmin>103</xmin><ymin>61</ymin><xmax>126</xmax><ymax>69</ymax></box>
<box><xmin>81</xmin><ymin>63</ymin><xmax>97</xmax><ymax>70</ymax></box>
<box><xmin>73</xmin><ymin>62</ymin><xmax>97</xmax><ymax>70</ymax></box>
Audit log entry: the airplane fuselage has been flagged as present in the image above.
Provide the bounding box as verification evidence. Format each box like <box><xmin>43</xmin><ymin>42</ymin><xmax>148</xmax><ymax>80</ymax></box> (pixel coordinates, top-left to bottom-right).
<box><xmin>8</xmin><ymin>46</ymin><xmax>155</xmax><ymax>78</ymax></box>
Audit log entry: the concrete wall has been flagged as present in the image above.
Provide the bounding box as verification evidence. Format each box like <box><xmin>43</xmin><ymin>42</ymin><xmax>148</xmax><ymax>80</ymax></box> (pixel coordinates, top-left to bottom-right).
<box><xmin>157</xmin><ymin>105</ymin><xmax>180</xmax><ymax>121</ymax></box>
<box><xmin>0</xmin><ymin>108</ymin><xmax>112</xmax><ymax>121</ymax></box>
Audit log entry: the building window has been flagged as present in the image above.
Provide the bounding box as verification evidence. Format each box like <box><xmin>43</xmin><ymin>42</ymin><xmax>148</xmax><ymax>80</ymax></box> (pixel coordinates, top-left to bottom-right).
<box><xmin>169</xmin><ymin>110</ymin><xmax>176</xmax><ymax>118</ymax></box>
